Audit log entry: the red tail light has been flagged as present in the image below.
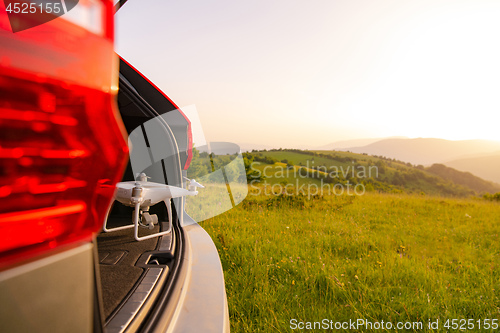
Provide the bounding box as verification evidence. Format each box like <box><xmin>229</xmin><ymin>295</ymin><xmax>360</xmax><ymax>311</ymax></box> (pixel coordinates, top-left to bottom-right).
<box><xmin>0</xmin><ymin>0</ymin><xmax>128</xmax><ymax>269</ymax></box>
<box><xmin>184</xmin><ymin>123</ymin><xmax>194</xmax><ymax>170</ymax></box>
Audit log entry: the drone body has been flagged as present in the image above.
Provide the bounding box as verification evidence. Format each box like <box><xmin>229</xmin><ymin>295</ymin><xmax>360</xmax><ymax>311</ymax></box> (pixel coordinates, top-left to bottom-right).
<box><xmin>114</xmin><ymin>181</ymin><xmax>198</xmax><ymax>208</ymax></box>
<box><xmin>104</xmin><ymin>173</ymin><xmax>204</xmax><ymax>241</ymax></box>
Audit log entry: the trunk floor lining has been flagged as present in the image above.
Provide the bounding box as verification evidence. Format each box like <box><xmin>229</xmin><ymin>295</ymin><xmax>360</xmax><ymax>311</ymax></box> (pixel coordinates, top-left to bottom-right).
<box><xmin>97</xmin><ymin>219</ymin><xmax>160</xmax><ymax>319</ymax></box>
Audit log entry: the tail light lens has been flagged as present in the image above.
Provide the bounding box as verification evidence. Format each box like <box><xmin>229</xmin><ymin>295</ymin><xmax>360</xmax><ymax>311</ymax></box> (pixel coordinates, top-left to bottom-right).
<box><xmin>0</xmin><ymin>0</ymin><xmax>128</xmax><ymax>269</ymax></box>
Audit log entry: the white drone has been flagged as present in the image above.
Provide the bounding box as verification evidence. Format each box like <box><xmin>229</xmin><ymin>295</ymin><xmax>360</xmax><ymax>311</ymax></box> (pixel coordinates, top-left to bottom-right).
<box><xmin>103</xmin><ymin>173</ymin><xmax>204</xmax><ymax>241</ymax></box>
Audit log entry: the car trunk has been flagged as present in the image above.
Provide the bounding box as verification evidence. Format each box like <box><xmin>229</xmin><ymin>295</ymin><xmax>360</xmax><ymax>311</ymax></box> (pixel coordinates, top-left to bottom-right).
<box><xmin>93</xmin><ymin>59</ymin><xmax>187</xmax><ymax>330</ymax></box>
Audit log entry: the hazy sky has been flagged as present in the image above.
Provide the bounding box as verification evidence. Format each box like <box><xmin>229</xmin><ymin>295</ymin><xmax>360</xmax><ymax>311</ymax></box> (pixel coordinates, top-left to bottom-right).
<box><xmin>116</xmin><ymin>0</ymin><xmax>500</xmax><ymax>149</ymax></box>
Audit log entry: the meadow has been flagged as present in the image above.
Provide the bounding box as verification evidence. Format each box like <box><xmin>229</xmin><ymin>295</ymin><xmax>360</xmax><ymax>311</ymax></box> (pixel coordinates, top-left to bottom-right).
<box><xmin>202</xmin><ymin>187</ymin><xmax>500</xmax><ymax>332</ymax></box>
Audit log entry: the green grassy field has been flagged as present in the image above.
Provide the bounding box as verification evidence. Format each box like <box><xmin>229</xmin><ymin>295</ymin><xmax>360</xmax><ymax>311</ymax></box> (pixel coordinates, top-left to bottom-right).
<box><xmin>202</xmin><ymin>188</ymin><xmax>500</xmax><ymax>332</ymax></box>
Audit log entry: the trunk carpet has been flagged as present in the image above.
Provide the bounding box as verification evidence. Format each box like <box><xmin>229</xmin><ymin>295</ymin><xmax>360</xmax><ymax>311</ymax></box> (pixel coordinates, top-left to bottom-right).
<box><xmin>97</xmin><ymin>217</ymin><xmax>160</xmax><ymax>319</ymax></box>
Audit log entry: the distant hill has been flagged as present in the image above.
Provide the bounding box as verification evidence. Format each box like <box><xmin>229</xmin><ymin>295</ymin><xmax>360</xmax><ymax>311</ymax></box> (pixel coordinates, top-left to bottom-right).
<box><xmin>316</xmin><ymin>136</ymin><xmax>407</xmax><ymax>150</ymax></box>
<box><xmin>426</xmin><ymin>164</ymin><xmax>500</xmax><ymax>194</ymax></box>
<box><xmin>242</xmin><ymin>148</ymin><xmax>500</xmax><ymax>197</ymax></box>
<box><xmin>344</xmin><ymin>138</ymin><xmax>500</xmax><ymax>165</ymax></box>
<box><xmin>237</xmin><ymin>142</ymin><xmax>275</xmax><ymax>152</ymax></box>
<box><xmin>444</xmin><ymin>154</ymin><xmax>500</xmax><ymax>184</ymax></box>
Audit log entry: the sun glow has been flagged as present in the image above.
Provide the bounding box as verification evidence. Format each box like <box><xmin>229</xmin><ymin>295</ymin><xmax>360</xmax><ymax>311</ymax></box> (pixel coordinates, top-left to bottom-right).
<box><xmin>316</xmin><ymin>1</ymin><xmax>500</xmax><ymax>143</ymax></box>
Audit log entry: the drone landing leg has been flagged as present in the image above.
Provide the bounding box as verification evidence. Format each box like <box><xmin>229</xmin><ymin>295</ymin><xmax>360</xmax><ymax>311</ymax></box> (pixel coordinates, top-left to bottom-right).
<box><xmin>164</xmin><ymin>198</ymin><xmax>173</xmax><ymax>234</ymax></box>
<box><xmin>103</xmin><ymin>202</ymin><xmax>134</xmax><ymax>233</ymax></box>
<box><xmin>133</xmin><ymin>201</ymin><xmax>141</xmax><ymax>241</ymax></box>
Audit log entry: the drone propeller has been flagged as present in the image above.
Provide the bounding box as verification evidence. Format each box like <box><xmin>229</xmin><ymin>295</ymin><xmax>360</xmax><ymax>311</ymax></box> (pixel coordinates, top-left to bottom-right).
<box><xmin>183</xmin><ymin>176</ymin><xmax>205</xmax><ymax>191</ymax></box>
<box><xmin>135</xmin><ymin>172</ymin><xmax>151</xmax><ymax>182</ymax></box>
